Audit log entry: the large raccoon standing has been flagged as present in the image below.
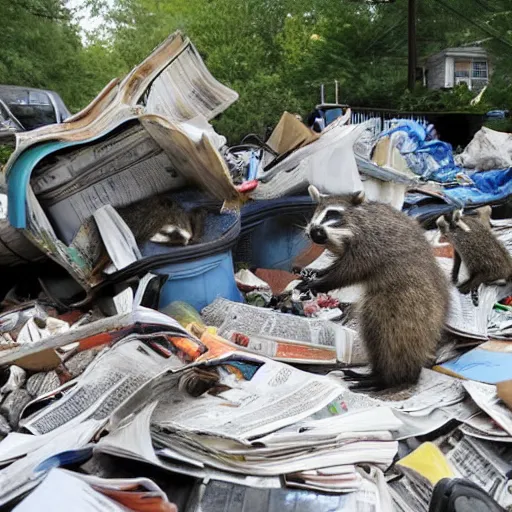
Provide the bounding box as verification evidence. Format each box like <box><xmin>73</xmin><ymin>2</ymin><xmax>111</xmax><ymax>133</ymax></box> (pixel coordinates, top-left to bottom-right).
<box><xmin>299</xmin><ymin>186</ymin><xmax>450</xmax><ymax>391</ymax></box>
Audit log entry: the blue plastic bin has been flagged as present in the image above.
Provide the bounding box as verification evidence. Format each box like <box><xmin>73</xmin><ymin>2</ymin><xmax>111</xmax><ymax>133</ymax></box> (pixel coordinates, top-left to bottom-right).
<box><xmin>155</xmin><ymin>250</ymin><xmax>242</xmax><ymax>311</ymax></box>
<box><xmin>234</xmin><ymin>196</ymin><xmax>316</xmax><ymax>271</ymax></box>
<box><xmin>143</xmin><ymin>208</ymin><xmax>242</xmax><ymax>311</ymax></box>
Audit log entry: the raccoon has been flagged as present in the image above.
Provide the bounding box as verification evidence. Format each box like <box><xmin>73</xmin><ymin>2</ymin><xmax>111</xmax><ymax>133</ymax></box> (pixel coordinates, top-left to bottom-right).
<box><xmin>116</xmin><ymin>195</ymin><xmax>206</xmax><ymax>246</ymax></box>
<box><xmin>298</xmin><ymin>185</ymin><xmax>449</xmax><ymax>391</ymax></box>
<box><xmin>436</xmin><ymin>207</ymin><xmax>512</xmax><ymax>294</ymax></box>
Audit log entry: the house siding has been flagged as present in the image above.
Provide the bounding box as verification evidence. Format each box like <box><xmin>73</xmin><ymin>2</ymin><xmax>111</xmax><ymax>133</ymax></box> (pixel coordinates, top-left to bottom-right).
<box><xmin>426</xmin><ymin>53</ymin><xmax>446</xmax><ymax>90</ymax></box>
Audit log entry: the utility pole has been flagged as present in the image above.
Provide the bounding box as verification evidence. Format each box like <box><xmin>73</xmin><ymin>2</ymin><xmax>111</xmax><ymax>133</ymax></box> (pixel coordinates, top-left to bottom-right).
<box><xmin>407</xmin><ymin>0</ymin><xmax>417</xmax><ymax>90</ymax></box>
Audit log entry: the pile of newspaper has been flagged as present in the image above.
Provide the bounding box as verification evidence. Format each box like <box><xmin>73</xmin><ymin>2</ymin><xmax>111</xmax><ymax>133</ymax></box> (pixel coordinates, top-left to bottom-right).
<box><xmin>1</xmin><ymin>31</ymin><xmax>242</xmax><ymax>288</ymax></box>
<box><xmin>0</xmin><ymin>247</ymin><xmax>509</xmax><ymax>509</ymax></box>
<box><xmin>390</xmin><ymin>432</ymin><xmax>512</xmax><ymax>511</ymax></box>
<box><xmin>96</xmin><ymin>355</ymin><xmax>399</xmax><ymax>492</ymax></box>
<box><xmin>0</xmin><ymin>281</ymin><xmax>401</xmax><ymax>509</ymax></box>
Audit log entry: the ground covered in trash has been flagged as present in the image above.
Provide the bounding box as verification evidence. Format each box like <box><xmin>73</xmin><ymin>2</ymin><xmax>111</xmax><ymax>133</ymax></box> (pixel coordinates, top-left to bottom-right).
<box><xmin>1</xmin><ymin>30</ymin><xmax>512</xmax><ymax>512</ymax></box>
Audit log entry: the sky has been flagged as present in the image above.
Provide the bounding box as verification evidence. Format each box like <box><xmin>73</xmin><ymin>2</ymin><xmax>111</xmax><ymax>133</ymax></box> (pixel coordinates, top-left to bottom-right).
<box><xmin>67</xmin><ymin>0</ymin><xmax>111</xmax><ymax>36</ymax></box>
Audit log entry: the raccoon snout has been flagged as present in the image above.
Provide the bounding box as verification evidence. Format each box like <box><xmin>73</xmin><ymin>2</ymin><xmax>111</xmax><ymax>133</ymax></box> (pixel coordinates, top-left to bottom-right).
<box><xmin>309</xmin><ymin>225</ymin><xmax>328</xmax><ymax>244</ymax></box>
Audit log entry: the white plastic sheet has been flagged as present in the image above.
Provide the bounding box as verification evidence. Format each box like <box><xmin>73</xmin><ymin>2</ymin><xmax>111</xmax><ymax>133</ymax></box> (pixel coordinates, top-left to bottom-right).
<box><xmin>305</xmin><ymin>124</ymin><xmax>365</xmax><ymax>196</ymax></box>
<box><xmin>456</xmin><ymin>127</ymin><xmax>512</xmax><ymax>171</ymax></box>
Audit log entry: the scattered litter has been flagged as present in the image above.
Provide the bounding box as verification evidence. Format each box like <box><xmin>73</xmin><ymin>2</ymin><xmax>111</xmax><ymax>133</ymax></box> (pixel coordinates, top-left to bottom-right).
<box><xmin>25</xmin><ymin>372</ymin><xmax>60</xmax><ymax>398</ymax></box>
<box><xmin>234</xmin><ymin>269</ymin><xmax>272</xmax><ymax>293</ymax></box>
<box><xmin>0</xmin><ymin>366</ymin><xmax>26</xmax><ymax>397</ymax></box>
<box><xmin>434</xmin><ymin>339</ymin><xmax>512</xmax><ymax>384</ymax></box>
<box><xmin>1</xmin><ymin>389</ymin><xmax>32</xmax><ymax>429</ymax></box>
<box><xmin>456</xmin><ymin>126</ymin><xmax>512</xmax><ymax>171</ymax></box>
<box><xmin>462</xmin><ymin>380</ymin><xmax>512</xmax><ymax>436</ymax></box>
<box><xmin>376</xmin><ymin>119</ymin><xmax>512</xmax><ymax>207</ymax></box>
<box><xmin>0</xmin><ymin>415</ymin><xmax>11</xmax><ymax>437</ymax></box>
<box><xmin>497</xmin><ymin>380</ymin><xmax>512</xmax><ymax>412</ymax></box>
<box><xmin>0</xmin><ymin>420</ymin><xmax>101</xmax><ymax>507</ymax></box>
<box><xmin>0</xmin><ymin>29</ymin><xmax>511</xmax><ymax>512</ymax></box>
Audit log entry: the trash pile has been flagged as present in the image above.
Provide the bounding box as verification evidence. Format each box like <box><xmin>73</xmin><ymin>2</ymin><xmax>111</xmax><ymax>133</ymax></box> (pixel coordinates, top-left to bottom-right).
<box><xmin>374</xmin><ymin>120</ymin><xmax>512</xmax><ymax>211</ymax></box>
<box><xmin>0</xmin><ymin>31</ymin><xmax>510</xmax><ymax>511</ymax></box>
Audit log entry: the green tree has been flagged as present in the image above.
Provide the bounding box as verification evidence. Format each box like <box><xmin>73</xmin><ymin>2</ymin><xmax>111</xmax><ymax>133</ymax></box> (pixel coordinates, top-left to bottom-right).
<box><xmin>0</xmin><ymin>0</ymin><xmax>91</xmax><ymax>111</ymax></box>
<box><xmin>5</xmin><ymin>0</ymin><xmax>512</xmax><ymax>140</ymax></box>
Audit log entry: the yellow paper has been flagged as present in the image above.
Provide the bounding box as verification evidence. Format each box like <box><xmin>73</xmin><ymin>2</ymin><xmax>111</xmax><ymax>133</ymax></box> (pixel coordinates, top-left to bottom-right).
<box><xmin>397</xmin><ymin>442</ymin><xmax>455</xmax><ymax>485</ymax></box>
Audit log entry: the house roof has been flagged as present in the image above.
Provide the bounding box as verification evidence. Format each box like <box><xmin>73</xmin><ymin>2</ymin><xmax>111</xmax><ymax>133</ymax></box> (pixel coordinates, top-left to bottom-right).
<box><xmin>426</xmin><ymin>46</ymin><xmax>488</xmax><ymax>63</ymax></box>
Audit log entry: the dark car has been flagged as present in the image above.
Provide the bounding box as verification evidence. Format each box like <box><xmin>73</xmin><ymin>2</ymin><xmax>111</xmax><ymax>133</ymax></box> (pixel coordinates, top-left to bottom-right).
<box><xmin>0</xmin><ymin>85</ymin><xmax>70</xmax><ymax>132</ymax></box>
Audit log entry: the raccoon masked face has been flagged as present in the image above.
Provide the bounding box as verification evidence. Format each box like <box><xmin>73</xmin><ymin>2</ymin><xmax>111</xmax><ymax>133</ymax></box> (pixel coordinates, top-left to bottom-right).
<box><xmin>150</xmin><ymin>217</ymin><xmax>194</xmax><ymax>245</ymax></box>
<box><xmin>150</xmin><ymin>224</ymin><xmax>193</xmax><ymax>245</ymax></box>
<box><xmin>306</xmin><ymin>185</ymin><xmax>365</xmax><ymax>249</ymax></box>
<box><xmin>436</xmin><ymin>210</ymin><xmax>471</xmax><ymax>235</ymax></box>
<box><xmin>149</xmin><ymin>208</ymin><xmax>206</xmax><ymax>246</ymax></box>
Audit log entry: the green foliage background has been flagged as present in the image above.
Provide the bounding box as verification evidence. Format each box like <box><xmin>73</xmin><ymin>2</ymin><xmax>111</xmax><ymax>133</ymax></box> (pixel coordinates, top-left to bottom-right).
<box><xmin>1</xmin><ymin>0</ymin><xmax>512</xmax><ymax>142</ymax></box>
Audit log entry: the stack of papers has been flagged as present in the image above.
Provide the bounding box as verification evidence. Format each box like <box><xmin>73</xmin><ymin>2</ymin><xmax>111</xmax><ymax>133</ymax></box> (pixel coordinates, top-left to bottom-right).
<box><xmin>436</xmin><ymin>257</ymin><xmax>509</xmax><ymax>340</ymax></box>
<box><xmin>202</xmin><ymin>298</ymin><xmax>358</xmax><ymax>365</ymax></box>
<box><xmin>96</xmin><ymin>353</ymin><xmax>401</xmax><ymax>493</ymax></box>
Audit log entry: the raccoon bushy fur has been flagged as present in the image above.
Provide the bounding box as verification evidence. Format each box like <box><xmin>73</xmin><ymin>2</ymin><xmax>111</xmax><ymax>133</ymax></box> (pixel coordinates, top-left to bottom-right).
<box><xmin>116</xmin><ymin>195</ymin><xmax>206</xmax><ymax>246</ymax></box>
<box><xmin>298</xmin><ymin>186</ymin><xmax>450</xmax><ymax>391</ymax></box>
<box><xmin>436</xmin><ymin>207</ymin><xmax>512</xmax><ymax>294</ymax></box>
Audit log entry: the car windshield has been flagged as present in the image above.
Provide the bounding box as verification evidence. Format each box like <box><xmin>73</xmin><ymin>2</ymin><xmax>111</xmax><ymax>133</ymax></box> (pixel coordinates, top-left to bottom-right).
<box><xmin>0</xmin><ymin>88</ymin><xmax>57</xmax><ymax>130</ymax></box>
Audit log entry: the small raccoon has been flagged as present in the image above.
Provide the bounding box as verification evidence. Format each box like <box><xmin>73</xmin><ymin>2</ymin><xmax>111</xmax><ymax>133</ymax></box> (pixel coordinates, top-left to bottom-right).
<box><xmin>116</xmin><ymin>195</ymin><xmax>206</xmax><ymax>246</ymax></box>
<box><xmin>298</xmin><ymin>186</ymin><xmax>449</xmax><ymax>391</ymax></box>
<box><xmin>436</xmin><ymin>207</ymin><xmax>512</xmax><ymax>294</ymax></box>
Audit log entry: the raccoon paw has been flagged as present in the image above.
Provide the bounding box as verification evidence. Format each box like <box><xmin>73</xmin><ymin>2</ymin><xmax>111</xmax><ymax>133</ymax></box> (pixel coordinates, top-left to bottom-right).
<box><xmin>343</xmin><ymin>370</ymin><xmax>388</xmax><ymax>392</ymax></box>
<box><xmin>471</xmin><ymin>288</ymin><xmax>479</xmax><ymax>307</ymax></box>
<box><xmin>306</xmin><ymin>279</ymin><xmax>335</xmax><ymax>295</ymax></box>
<box><xmin>342</xmin><ymin>369</ymin><xmax>372</xmax><ymax>381</ymax></box>
<box><xmin>295</xmin><ymin>280</ymin><xmax>312</xmax><ymax>293</ymax></box>
<box><xmin>299</xmin><ymin>268</ymin><xmax>318</xmax><ymax>280</ymax></box>
<box><xmin>348</xmin><ymin>379</ymin><xmax>387</xmax><ymax>393</ymax></box>
<box><xmin>457</xmin><ymin>282</ymin><xmax>473</xmax><ymax>295</ymax></box>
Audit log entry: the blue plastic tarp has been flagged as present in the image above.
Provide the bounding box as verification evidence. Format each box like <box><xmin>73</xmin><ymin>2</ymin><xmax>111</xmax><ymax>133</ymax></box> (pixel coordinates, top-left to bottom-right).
<box><xmin>380</xmin><ymin>120</ymin><xmax>460</xmax><ymax>182</ymax></box>
<box><xmin>378</xmin><ymin>120</ymin><xmax>512</xmax><ymax>206</ymax></box>
<box><xmin>444</xmin><ymin>168</ymin><xmax>512</xmax><ymax>205</ymax></box>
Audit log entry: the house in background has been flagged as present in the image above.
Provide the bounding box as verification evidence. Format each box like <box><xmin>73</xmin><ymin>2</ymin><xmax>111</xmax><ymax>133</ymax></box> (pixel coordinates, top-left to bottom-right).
<box><xmin>424</xmin><ymin>46</ymin><xmax>491</xmax><ymax>92</ymax></box>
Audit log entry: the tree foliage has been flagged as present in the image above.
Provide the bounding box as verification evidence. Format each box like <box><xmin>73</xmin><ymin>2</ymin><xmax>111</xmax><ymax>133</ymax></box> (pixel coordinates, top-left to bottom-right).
<box><xmin>2</xmin><ymin>0</ymin><xmax>512</xmax><ymax>141</ymax></box>
<box><xmin>0</xmin><ymin>1</ymin><xmax>82</xmax><ymax>109</ymax></box>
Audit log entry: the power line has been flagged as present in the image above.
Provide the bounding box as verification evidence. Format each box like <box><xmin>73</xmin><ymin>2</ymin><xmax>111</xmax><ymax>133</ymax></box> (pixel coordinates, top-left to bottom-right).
<box><xmin>433</xmin><ymin>0</ymin><xmax>512</xmax><ymax>49</ymax></box>
<box><xmin>365</xmin><ymin>16</ymin><xmax>407</xmax><ymax>52</ymax></box>
<box><xmin>474</xmin><ymin>0</ymin><xmax>497</xmax><ymax>12</ymax></box>
<box><xmin>472</xmin><ymin>0</ymin><xmax>496</xmax><ymax>13</ymax></box>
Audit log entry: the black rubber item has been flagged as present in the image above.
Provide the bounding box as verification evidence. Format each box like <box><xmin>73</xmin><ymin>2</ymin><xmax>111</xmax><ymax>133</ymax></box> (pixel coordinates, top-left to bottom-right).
<box><xmin>191</xmin><ymin>480</ymin><xmax>365</xmax><ymax>512</ymax></box>
<box><xmin>429</xmin><ymin>478</ymin><xmax>506</xmax><ymax>512</ymax></box>
<box><xmin>139</xmin><ymin>274</ymin><xmax>168</xmax><ymax>310</ymax></box>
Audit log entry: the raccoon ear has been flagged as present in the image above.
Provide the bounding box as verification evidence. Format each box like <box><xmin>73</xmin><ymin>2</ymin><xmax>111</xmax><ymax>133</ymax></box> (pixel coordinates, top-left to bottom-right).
<box><xmin>476</xmin><ymin>205</ymin><xmax>492</xmax><ymax>226</ymax></box>
<box><xmin>308</xmin><ymin>185</ymin><xmax>321</xmax><ymax>202</ymax></box>
<box><xmin>452</xmin><ymin>210</ymin><xmax>471</xmax><ymax>232</ymax></box>
<box><xmin>351</xmin><ymin>190</ymin><xmax>365</xmax><ymax>205</ymax></box>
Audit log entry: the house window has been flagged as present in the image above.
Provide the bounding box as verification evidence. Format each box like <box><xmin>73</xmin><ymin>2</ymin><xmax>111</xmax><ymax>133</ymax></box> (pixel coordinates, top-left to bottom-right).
<box><xmin>472</xmin><ymin>61</ymin><xmax>488</xmax><ymax>79</ymax></box>
<box><xmin>455</xmin><ymin>61</ymin><xmax>471</xmax><ymax>78</ymax></box>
